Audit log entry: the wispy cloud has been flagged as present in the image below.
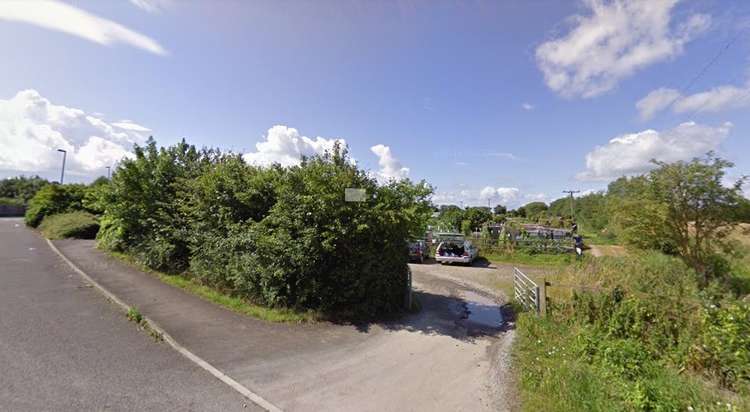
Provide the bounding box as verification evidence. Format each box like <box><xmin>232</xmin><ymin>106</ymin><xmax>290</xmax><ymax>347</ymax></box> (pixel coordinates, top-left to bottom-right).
<box><xmin>536</xmin><ymin>0</ymin><xmax>709</xmax><ymax>98</ymax></box>
<box><xmin>129</xmin><ymin>0</ymin><xmax>173</xmax><ymax>14</ymax></box>
<box><xmin>0</xmin><ymin>0</ymin><xmax>167</xmax><ymax>55</ymax></box>
<box><xmin>521</xmin><ymin>103</ymin><xmax>534</xmax><ymax>111</ymax></box>
<box><xmin>487</xmin><ymin>152</ymin><xmax>519</xmax><ymax>161</ymax></box>
<box><xmin>637</xmin><ymin>78</ymin><xmax>750</xmax><ymax>120</ymax></box>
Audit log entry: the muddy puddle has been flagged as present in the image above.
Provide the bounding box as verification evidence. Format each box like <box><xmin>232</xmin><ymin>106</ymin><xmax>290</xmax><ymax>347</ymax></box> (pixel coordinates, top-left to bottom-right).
<box><xmin>460</xmin><ymin>290</ymin><xmax>504</xmax><ymax>329</ymax></box>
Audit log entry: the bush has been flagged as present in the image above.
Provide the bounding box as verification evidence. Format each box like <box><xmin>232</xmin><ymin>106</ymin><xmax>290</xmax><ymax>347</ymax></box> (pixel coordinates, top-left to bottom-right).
<box><xmin>24</xmin><ymin>184</ymin><xmax>87</xmax><ymax>227</ymax></box>
<box><xmin>98</xmin><ymin>139</ymin><xmax>433</xmax><ymax>317</ymax></box>
<box><xmin>38</xmin><ymin>211</ymin><xmax>100</xmax><ymax>239</ymax></box>
<box><xmin>515</xmin><ymin>253</ymin><xmax>750</xmax><ymax>411</ymax></box>
<box><xmin>0</xmin><ymin>197</ymin><xmax>24</xmax><ymax>207</ymax></box>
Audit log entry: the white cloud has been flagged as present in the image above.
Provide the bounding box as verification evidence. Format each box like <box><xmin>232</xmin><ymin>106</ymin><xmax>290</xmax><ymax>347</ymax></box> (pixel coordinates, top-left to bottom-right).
<box><xmin>0</xmin><ymin>0</ymin><xmax>166</xmax><ymax>55</ymax></box>
<box><xmin>370</xmin><ymin>144</ymin><xmax>409</xmax><ymax>182</ymax></box>
<box><xmin>436</xmin><ymin>186</ymin><xmax>545</xmax><ymax>208</ymax></box>
<box><xmin>0</xmin><ymin>89</ymin><xmax>148</xmax><ymax>178</ymax></box>
<box><xmin>536</xmin><ymin>0</ymin><xmax>709</xmax><ymax>98</ymax></box>
<box><xmin>129</xmin><ymin>0</ymin><xmax>173</xmax><ymax>13</ymax></box>
<box><xmin>637</xmin><ymin>79</ymin><xmax>750</xmax><ymax>119</ymax></box>
<box><xmin>577</xmin><ymin>121</ymin><xmax>732</xmax><ymax>181</ymax></box>
<box><xmin>487</xmin><ymin>152</ymin><xmax>519</xmax><ymax>160</ymax></box>
<box><xmin>521</xmin><ymin>103</ymin><xmax>535</xmax><ymax>111</ymax></box>
<box><xmin>636</xmin><ymin>88</ymin><xmax>682</xmax><ymax>120</ymax></box>
<box><xmin>242</xmin><ymin>125</ymin><xmax>346</xmax><ymax>168</ymax></box>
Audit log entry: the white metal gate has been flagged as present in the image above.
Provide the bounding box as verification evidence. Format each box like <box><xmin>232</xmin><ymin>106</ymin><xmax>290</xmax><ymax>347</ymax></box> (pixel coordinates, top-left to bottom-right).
<box><xmin>513</xmin><ymin>267</ymin><xmax>545</xmax><ymax>315</ymax></box>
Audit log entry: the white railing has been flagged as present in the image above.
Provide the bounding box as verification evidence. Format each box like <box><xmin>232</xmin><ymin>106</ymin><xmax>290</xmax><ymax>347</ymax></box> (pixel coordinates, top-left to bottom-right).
<box><xmin>513</xmin><ymin>267</ymin><xmax>546</xmax><ymax>315</ymax></box>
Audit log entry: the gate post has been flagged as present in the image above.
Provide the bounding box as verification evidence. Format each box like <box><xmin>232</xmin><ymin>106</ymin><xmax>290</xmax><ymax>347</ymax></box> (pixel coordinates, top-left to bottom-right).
<box><xmin>539</xmin><ymin>277</ymin><xmax>547</xmax><ymax>316</ymax></box>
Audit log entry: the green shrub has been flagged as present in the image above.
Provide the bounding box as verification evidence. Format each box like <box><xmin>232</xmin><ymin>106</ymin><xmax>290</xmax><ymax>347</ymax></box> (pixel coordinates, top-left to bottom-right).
<box><xmin>38</xmin><ymin>211</ymin><xmax>100</xmax><ymax>239</ymax></box>
<box><xmin>516</xmin><ymin>253</ymin><xmax>749</xmax><ymax>411</ymax></box>
<box><xmin>98</xmin><ymin>139</ymin><xmax>433</xmax><ymax>317</ymax></box>
<box><xmin>24</xmin><ymin>184</ymin><xmax>87</xmax><ymax>227</ymax></box>
<box><xmin>0</xmin><ymin>175</ymin><xmax>49</xmax><ymax>203</ymax></box>
<box><xmin>0</xmin><ymin>197</ymin><xmax>24</xmax><ymax>207</ymax></box>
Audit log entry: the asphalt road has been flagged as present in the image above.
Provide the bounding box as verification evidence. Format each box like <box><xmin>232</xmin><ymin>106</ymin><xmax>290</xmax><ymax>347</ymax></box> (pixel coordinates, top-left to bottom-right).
<box><xmin>0</xmin><ymin>218</ymin><xmax>256</xmax><ymax>411</ymax></box>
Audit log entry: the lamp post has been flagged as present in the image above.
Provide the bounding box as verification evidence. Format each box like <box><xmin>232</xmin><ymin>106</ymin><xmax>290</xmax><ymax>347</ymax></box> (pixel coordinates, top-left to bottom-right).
<box><xmin>57</xmin><ymin>149</ymin><xmax>67</xmax><ymax>184</ymax></box>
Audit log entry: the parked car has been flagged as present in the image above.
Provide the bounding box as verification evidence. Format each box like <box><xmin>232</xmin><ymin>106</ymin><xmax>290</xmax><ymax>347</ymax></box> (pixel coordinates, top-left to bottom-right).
<box><xmin>434</xmin><ymin>233</ymin><xmax>478</xmax><ymax>265</ymax></box>
<box><xmin>408</xmin><ymin>239</ymin><xmax>429</xmax><ymax>263</ymax></box>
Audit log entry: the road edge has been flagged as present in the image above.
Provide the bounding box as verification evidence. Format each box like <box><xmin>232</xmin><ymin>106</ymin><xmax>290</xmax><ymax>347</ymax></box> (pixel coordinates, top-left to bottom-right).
<box><xmin>46</xmin><ymin>238</ymin><xmax>283</xmax><ymax>412</ymax></box>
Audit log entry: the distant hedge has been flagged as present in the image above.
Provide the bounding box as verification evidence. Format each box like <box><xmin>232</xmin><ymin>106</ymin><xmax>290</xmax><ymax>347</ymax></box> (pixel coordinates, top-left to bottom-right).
<box><xmin>24</xmin><ymin>184</ymin><xmax>88</xmax><ymax>227</ymax></box>
<box><xmin>98</xmin><ymin>138</ymin><xmax>433</xmax><ymax>317</ymax></box>
<box><xmin>39</xmin><ymin>211</ymin><xmax>100</xmax><ymax>240</ymax></box>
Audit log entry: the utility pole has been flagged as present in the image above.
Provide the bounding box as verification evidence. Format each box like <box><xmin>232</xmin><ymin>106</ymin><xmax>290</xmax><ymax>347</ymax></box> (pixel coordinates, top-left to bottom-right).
<box><xmin>562</xmin><ymin>190</ymin><xmax>580</xmax><ymax>219</ymax></box>
<box><xmin>106</xmin><ymin>166</ymin><xmax>111</xmax><ymax>179</ymax></box>
<box><xmin>57</xmin><ymin>149</ymin><xmax>67</xmax><ymax>184</ymax></box>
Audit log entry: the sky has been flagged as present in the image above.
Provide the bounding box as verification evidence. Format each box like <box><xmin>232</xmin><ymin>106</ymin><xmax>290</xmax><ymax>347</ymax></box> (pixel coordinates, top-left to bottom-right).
<box><xmin>1</xmin><ymin>0</ymin><xmax>749</xmax><ymax>208</ymax></box>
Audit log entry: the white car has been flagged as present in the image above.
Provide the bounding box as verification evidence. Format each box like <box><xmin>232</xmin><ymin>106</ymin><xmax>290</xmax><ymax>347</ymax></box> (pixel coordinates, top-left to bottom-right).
<box><xmin>434</xmin><ymin>234</ymin><xmax>478</xmax><ymax>265</ymax></box>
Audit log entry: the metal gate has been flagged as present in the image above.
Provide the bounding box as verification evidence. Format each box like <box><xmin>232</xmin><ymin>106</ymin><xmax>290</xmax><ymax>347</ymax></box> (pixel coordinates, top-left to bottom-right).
<box><xmin>513</xmin><ymin>267</ymin><xmax>545</xmax><ymax>315</ymax></box>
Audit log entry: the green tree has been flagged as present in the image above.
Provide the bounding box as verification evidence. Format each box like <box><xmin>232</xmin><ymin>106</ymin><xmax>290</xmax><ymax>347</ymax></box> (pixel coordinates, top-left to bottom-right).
<box><xmin>523</xmin><ymin>201</ymin><xmax>548</xmax><ymax>220</ymax></box>
<box><xmin>0</xmin><ymin>175</ymin><xmax>49</xmax><ymax>203</ymax></box>
<box><xmin>613</xmin><ymin>153</ymin><xmax>747</xmax><ymax>285</ymax></box>
<box><xmin>493</xmin><ymin>204</ymin><xmax>507</xmax><ymax>215</ymax></box>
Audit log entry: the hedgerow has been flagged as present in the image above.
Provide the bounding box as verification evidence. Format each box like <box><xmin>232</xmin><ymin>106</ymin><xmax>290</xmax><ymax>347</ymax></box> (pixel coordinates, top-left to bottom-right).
<box><xmin>97</xmin><ymin>138</ymin><xmax>432</xmax><ymax>317</ymax></box>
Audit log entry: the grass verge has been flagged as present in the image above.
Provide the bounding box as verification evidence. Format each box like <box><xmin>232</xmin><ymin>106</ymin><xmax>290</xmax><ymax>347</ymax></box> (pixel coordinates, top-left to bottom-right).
<box><xmin>107</xmin><ymin>250</ymin><xmax>321</xmax><ymax>324</ymax></box>
<box><xmin>513</xmin><ymin>252</ymin><xmax>749</xmax><ymax>411</ymax></box>
<box><xmin>480</xmin><ymin>251</ymin><xmax>574</xmax><ymax>269</ymax></box>
<box><xmin>39</xmin><ymin>211</ymin><xmax>99</xmax><ymax>240</ymax></box>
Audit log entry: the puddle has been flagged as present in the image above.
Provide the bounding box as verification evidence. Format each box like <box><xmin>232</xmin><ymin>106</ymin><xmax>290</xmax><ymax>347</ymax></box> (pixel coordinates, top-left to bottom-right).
<box><xmin>461</xmin><ymin>290</ymin><xmax>503</xmax><ymax>328</ymax></box>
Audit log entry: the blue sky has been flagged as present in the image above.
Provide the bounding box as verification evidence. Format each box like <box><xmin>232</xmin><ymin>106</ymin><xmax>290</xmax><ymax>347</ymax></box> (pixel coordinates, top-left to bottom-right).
<box><xmin>1</xmin><ymin>0</ymin><xmax>749</xmax><ymax>207</ymax></box>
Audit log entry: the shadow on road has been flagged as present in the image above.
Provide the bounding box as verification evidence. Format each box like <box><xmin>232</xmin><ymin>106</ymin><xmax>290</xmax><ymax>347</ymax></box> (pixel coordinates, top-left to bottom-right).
<box><xmin>346</xmin><ymin>289</ymin><xmax>512</xmax><ymax>342</ymax></box>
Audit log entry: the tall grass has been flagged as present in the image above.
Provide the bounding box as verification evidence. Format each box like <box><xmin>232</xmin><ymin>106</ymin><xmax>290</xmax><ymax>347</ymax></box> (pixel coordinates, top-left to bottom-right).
<box><xmin>514</xmin><ymin>252</ymin><xmax>750</xmax><ymax>411</ymax></box>
<box><xmin>38</xmin><ymin>211</ymin><xmax>99</xmax><ymax>240</ymax></box>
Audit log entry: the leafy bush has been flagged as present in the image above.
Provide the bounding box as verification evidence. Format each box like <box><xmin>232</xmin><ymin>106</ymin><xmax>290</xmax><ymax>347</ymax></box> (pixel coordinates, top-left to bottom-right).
<box><xmin>515</xmin><ymin>253</ymin><xmax>749</xmax><ymax>411</ymax></box>
<box><xmin>38</xmin><ymin>211</ymin><xmax>100</xmax><ymax>239</ymax></box>
<box><xmin>0</xmin><ymin>197</ymin><xmax>24</xmax><ymax>207</ymax></box>
<box><xmin>98</xmin><ymin>139</ymin><xmax>433</xmax><ymax>316</ymax></box>
<box><xmin>24</xmin><ymin>184</ymin><xmax>88</xmax><ymax>227</ymax></box>
<box><xmin>0</xmin><ymin>175</ymin><xmax>49</xmax><ymax>203</ymax></box>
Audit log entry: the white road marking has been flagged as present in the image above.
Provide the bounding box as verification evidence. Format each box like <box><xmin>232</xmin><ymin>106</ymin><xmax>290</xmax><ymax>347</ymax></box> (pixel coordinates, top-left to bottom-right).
<box><xmin>46</xmin><ymin>239</ymin><xmax>283</xmax><ymax>412</ymax></box>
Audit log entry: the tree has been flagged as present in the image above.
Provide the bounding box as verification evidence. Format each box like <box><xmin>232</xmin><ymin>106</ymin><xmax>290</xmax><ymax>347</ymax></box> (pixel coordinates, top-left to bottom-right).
<box><xmin>493</xmin><ymin>204</ymin><xmax>507</xmax><ymax>215</ymax></box>
<box><xmin>463</xmin><ymin>207</ymin><xmax>492</xmax><ymax>232</ymax></box>
<box><xmin>523</xmin><ymin>201</ymin><xmax>548</xmax><ymax>220</ymax></box>
<box><xmin>0</xmin><ymin>175</ymin><xmax>49</xmax><ymax>203</ymax></box>
<box><xmin>614</xmin><ymin>153</ymin><xmax>747</xmax><ymax>285</ymax></box>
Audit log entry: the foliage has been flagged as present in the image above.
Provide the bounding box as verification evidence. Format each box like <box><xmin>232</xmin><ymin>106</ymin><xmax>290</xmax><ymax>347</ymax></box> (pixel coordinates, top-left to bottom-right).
<box><xmin>493</xmin><ymin>204</ymin><xmax>507</xmax><ymax>215</ymax></box>
<box><xmin>0</xmin><ymin>197</ymin><xmax>24</xmax><ymax>207</ymax></box>
<box><xmin>0</xmin><ymin>175</ymin><xmax>49</xmax><ymax>203</ymax></box>
<box><xmin>38</xmin><ymin>211</ymin><xmax>100</xmax><ymax>239</ymax></box>
<box><xmin>98</xmin><ymin>139</ymin><xmax>433</xmax><ymax>317</ymax></box>
<box><xmin>523</xmin><ymin>201</ymin><xmax>548</xmax><ymax>220</ymax></box>
<box><xmin>97</xmin><ymin>138</ymin><xmax>212</xmax><ymax>272</ymax></box>
<box><xmin>109</xmin><ymin>250</ymin><xmax>318</xmax><ymax>323</ymax></box>
<box><xmin>24</xmin><ymin>183</ymin><xmax>88</xmax><ymax>227</ymax></box>
<box><xmin>612</xmin><ymin>154</ymin><xmax>747</xmax><ymax>285</ymax></box>
<box><xmin>515</xmin><ymin>253</ymin><xmax>750</xmax><ymax>411</ymax></box>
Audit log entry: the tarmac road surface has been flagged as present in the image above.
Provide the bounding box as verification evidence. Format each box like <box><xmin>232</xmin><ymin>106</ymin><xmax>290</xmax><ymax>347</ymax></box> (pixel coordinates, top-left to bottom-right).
<box><xmin>0</xmin><ymin>218</ymin><xmax>256</xmax><ymax>411</ymax></box>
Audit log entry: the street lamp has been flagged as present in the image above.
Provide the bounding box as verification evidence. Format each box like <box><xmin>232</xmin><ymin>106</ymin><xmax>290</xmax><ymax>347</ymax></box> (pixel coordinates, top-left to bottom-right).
<box><xmin>57</xmin><ymin>149</ymin><xmax>67</xmax><ymax>184</ymax></box>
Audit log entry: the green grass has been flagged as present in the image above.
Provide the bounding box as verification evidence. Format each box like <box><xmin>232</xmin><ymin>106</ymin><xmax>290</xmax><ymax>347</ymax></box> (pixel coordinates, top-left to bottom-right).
<box><xmin>480</xmin><ymin>250</ymin><xmax>574</xmax><ymax>269</ymax></box>
<box><xmin>107</xmin><ymin>250</ymin><xmax>320</xmax><ymax>324</ymax></box>
<box><xmin>513</xmin><ymin>253</ymin><xmax>750</xmax><ymax>411</ymax></box>
<box><xmin>514</xmin><ymin>314</ymin><xmax>744</xmax><ymax>412</ymax></box>
<box><xmin>38</xmin><ymin>211</ymin><xmax>99</xmax><ymax>239</ymax></box>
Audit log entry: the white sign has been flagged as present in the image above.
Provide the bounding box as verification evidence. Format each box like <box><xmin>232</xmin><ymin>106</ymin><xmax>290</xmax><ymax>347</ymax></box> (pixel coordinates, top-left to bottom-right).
<box><xmin>345</xmin><ymin>188</ymin><xmax>366</xmax><ymax>202</ymax></box>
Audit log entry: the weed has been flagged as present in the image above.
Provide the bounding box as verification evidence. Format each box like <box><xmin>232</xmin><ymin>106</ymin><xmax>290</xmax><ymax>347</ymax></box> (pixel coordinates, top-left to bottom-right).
<box><xmin>126</xmin><ymin>306</ymin><xmax>143</xmax><ymax>324</ymax></box>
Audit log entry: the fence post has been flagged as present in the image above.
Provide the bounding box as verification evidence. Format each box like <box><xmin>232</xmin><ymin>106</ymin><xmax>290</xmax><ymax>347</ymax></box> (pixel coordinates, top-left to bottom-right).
<box><xmin>539</xmin><ymin>277</ymin><xmax>547</xmax><ymax>316</ymax></box>
<box><xmin>534</xmin><ymin>285</ymin><xmax>540</xmax><ymax>315</ymax></box>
